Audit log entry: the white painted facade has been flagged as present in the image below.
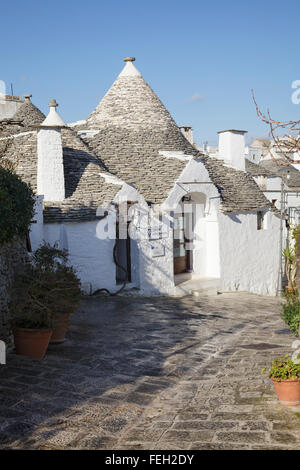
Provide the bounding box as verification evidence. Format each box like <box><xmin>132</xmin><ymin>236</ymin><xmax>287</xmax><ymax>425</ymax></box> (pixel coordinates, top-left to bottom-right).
<box><xmin>218</xmin><ymin>210</ymin><xmax>281</xmax><ymax>295</ymax></box>
<box><xmin>43</xmin><ymin>219</ymin><xmax>116</xmax><ymax>293</ymax></box>
<box><xmin>0</xmin><ymin>96</ymin><xmax>23</xmax><ymax>120</ymax></box>
<box><xmin>24</xmin><ymin>92</ymin><xmax>284</xmax><ymax>298</ymax></box>
<box><xmin>217</xmin><ymin>130</ymin><xmax>247</xmax><ymax>171</ymax></box>
<box><xmin>29</xmin><ymin>195</ymin><xmax>44</xmax><ymax>252</ymax></box>
<box><xmin>37</xmin><ymin>128</ymin><xmax>65</xmax><ymax>201</ymax></box>
<box><xmin>253</xmin><ymin>171</ymin><xmax>300</xmax><ymax>212</ymax></box>
<box><xmin>28</xmin><ymin>141</ymin><xmax>283</xmax><ymax>297</ymax></box>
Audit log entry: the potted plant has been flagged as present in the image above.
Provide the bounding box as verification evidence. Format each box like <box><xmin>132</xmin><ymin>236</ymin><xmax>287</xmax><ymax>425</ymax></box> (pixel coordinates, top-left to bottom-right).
<box><xmin>31</xmin><ymin>244</ymin><xmax>81</xmax><ymax>344</ymax></box>
<box><xmin>9</xmin><ymin>243</ymin><xmax>82</xmax><ymax>356</ymax></box>
<box><xmin>262</xmin><ymin>355</ymin><xmax>300</xmax><ymax>406</ymax></box>
<box><xmin>9</xmin><ymin>263</ymin><xmax>54</xmax><ymax>359</ymax></box>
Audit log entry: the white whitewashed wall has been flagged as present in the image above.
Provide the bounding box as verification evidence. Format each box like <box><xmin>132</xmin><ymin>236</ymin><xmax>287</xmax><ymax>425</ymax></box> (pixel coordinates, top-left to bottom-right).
<box><xmin>218</xmin><ymin>210</ymin><xmax>281</xmax><ymax>295</ymax></box>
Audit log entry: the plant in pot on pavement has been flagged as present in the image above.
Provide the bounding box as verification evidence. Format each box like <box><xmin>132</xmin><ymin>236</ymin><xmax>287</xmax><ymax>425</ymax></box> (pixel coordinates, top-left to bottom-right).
<box><xmin>9</xmin><ymin>262</ymin><xmax>54</xmax><ymax>359</ymax></box>
<box><xmin>31</xmin><ymin>243</ymin><xmax>82</xmax><ymax>344</ymax></box>
<box><xmin>10</xmin><ymin>243</ymin><xmax>82</xmax><ymax>356</ymax></box>
<box><xmin>262</xmin><ymin>355</ymin><xmax>300</xmax><ymax>406</ymax></box>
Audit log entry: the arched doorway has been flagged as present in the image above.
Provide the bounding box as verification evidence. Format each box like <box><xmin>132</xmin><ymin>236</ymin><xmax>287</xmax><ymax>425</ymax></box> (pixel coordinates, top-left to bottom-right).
<box><xmin>173</xmin><ymin>195</ymin><xmax>194</xmax><ymax>274</ymax></box>
<box><xmin>173</xmin><ymin>192</ymin><xmax>220</xmax><ymax>281</ymax></box>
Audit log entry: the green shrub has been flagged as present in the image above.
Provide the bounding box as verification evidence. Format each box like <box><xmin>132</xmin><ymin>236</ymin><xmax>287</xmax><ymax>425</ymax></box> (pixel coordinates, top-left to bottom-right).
<box><xmin>9</xmin><ymin>263</ymin><xmax>54</xmax><ymax>329</ymax></box>
<box><xmin>9</xmin><ymin>243</ymin><xmax>82</xmax><ymax>329</ymax></box>
<box><xmin>262</xmin><ymin>355</ymin><xmax>300</xmax><ymax>381</ymax></box>
<box><xmin>281</xmin><ymin>295</ymin><xmax>300</xmax><ymax>337</ymax></box>
<box><xmin>0</xmin><ymin>167</ymin><xmax>35</xmax><ymax>245</ymax></box>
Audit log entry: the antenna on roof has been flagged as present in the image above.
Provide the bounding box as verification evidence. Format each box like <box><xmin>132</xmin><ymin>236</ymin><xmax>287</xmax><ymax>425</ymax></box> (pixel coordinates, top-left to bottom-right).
<box><xmin>10</xmin><ymin>83</ymin><xmax>14</xmax><ymax>96</ymax></box>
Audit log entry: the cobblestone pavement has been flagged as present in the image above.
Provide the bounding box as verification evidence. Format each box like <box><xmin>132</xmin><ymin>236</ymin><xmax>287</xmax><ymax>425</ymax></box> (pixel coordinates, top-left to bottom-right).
<box><xmin>1</xmin><ymin>292</ymin><xmax>300</xmax><ymax>450</ymax></box>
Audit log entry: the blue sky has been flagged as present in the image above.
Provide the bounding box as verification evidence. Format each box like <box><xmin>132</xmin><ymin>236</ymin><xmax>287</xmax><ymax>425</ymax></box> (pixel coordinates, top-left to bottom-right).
<box><xmin>1</xmin><ymin>0</ymin><xmax>300</xmax><ymax>145</ymax></box>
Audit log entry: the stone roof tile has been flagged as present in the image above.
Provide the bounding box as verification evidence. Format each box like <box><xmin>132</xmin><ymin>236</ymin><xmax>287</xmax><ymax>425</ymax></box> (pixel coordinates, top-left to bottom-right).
<box><xmin>1</xmin><ymin>128</ymin><xmax>121</xmax><ymax>223</ymax></box>
<box><xmin>202</xmin><ymin>155</ymin><xmax>271</xmax><ymax>213</ymax></box>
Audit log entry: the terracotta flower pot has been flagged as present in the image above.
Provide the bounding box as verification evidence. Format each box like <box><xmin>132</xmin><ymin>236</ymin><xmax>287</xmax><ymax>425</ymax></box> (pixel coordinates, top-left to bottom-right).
<box><xmin>13</xmin><ymin>328</ymin><xmax>53</xmax><ymax>359</ymax></box>
<box><xmin>50</xmin><ymin>313</ymin><xmax>72</xmax><ymax>344</ymax></box>
<box><xmin>272</xmin><ymin>377</ymin><xmax>300</xmax><ymax>406</ymax></box>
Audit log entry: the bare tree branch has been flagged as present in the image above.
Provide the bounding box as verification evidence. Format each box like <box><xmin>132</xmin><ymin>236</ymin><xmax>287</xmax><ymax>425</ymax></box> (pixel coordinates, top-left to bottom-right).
<box><xmin>252</xmin><ymin>90</ymin><xmax>300</xmax><ymax>167</ymax></box>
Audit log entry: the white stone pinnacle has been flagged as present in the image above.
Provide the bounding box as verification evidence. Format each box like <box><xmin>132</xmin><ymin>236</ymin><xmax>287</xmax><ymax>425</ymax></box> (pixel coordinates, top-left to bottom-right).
<box><xmin>118</xmin><ymin>61</ymin><xmax>141</xmax><ymax>78</ymax></box>
<box><xmin>41</xmin><ymin>98</ymin><xmax>66</xmax><ymax>127</ymax></box>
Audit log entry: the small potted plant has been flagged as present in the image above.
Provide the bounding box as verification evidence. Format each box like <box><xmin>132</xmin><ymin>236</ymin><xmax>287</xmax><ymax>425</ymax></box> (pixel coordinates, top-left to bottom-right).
<box><xmin>9</xmin><ymin>263</ymin><xmax>54</xmax><ymax>359</ymax></box>
<box><xmin>9</xmin><ymin>243</ymin><xmax>81</xmax><ymax>356</ymax></box>
<box><xmin>262</xmin><ymin>355</ymin><xmax>300</xmax><ymax>406</ymax></box>
<box><xmin>31</xmin><ymin>244</ymin><xmax>81</xmax><ymax>344</ymax></box>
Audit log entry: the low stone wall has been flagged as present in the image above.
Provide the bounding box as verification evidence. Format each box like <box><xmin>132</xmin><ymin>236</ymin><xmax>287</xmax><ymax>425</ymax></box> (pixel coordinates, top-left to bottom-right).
<box><xmin>0</xmin><ymin>237</ymin><xmax>27</xmax><ymax>341</ymax></box>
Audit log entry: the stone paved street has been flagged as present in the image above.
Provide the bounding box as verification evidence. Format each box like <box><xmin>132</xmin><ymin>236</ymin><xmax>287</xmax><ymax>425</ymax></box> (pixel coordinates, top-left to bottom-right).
<box><xmin>1</xmin><ymin>292</ymin><xmax>300</xmax><ymax>450</ymax></box>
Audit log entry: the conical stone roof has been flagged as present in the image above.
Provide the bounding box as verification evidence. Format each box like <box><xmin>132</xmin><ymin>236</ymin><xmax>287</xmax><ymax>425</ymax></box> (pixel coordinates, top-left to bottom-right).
<box><xmin>85</xmin><ymin>58</ymin><xmax>199</xmax><ymax>203</ymax></box>
<box><xmin>13</xmin><ymin>95</ymin><xmax>45</xmax><ymax>128</ymax></box>
<box><xmin>86</xmin><ymin>59</ymin><xmax>184</xmax><ymax>133</ymax></box>
<box><xmin>82</xmin><ymin>58</ymin><xmax>272</xmax><ymax>212</ymax></box>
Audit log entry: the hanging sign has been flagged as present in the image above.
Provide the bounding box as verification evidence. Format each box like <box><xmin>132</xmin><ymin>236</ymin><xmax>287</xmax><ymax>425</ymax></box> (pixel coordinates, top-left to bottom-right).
<box><xmin>151</xmin><ymin>241</ymin><xmax>165</xmax><ymax>257</ymax></box>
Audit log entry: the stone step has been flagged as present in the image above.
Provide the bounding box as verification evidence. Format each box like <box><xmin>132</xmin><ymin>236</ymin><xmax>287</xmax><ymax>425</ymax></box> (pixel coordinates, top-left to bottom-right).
<box><xmin>174</xmin><ymin>277</ymin><xmax>221</xmax><ymax>296</ymax></box>
<box><xmin>192</xmin><ymin>287</ymin><xmax>219</xmax><ymax>297</ymax></box>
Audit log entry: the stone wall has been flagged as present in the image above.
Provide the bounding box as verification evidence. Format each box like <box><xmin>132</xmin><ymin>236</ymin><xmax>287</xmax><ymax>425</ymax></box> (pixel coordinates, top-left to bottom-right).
<box><xmin>0</xmin><ymin>237</ymin><xmax>28</xmax><ymax>341</ymax></box>
<box><xmin>0</xmin><ymin>96</ymin><xmax>23</xmax><ymax>120</ymax></box>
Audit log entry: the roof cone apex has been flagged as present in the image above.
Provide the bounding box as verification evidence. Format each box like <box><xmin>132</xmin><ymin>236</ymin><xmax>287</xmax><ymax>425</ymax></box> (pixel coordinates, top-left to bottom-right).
<box><xmin>118</xmin><ymin>61</ymin><xmax>141</xmax><ymax>78</ymax></box>
<box><xmin>86</xmin><ymin>58</ymin><xmax>179</xmax><ymax>131</ymax></box>
<box><xmin>41</xmin><ymin>99</ymin><xmax>66</xmax><ymax>127</ymax></box>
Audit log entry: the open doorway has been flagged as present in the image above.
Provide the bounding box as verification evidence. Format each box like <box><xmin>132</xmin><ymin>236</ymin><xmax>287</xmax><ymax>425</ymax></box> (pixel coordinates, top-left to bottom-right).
<box><xmin>173</xmin><ymin>196</ymin><xmax>193</xmax><ymax>275</ymax></box>
<box><xmin>173</xmin><ymin>192</ymin><xmax>220</xmax><ymax>292</ymax></box>
<box><xmin>115</xmin><ymin>221</ymin><xmax>131</xmax><ymax>284</ymax></box>
<box><xmin>115</xmin><ymin>203</ymin><xmax>133</xmax><ymax>284</ymax></box>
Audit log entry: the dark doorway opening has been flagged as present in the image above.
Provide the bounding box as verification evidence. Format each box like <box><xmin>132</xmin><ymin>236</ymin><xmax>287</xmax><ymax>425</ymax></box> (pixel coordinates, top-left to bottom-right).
<box><xmin>173</xmin><ymin>201</ymin><xmax>193</xmax><ymax>275</ymax></box>
<box><xmin>115</xmin><ymin>203</ymin><xmax>132</xmax><ymax>284</ymax></box>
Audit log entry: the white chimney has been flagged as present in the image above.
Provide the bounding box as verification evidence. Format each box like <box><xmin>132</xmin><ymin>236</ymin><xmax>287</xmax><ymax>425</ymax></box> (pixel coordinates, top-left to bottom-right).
<box><xmin>179</xmin><ymin>126</ymin><xmax>194</xmax><ymax>145</ymax></box>
<box><xmin>218</xmin><ymin>129</ymin><xmax>247</xmax><ymax>171</ymax></box>
<box><xmin>37</xmin><ymin>99</ymin><xmax>66</xmax><ymax>201</ymax></box>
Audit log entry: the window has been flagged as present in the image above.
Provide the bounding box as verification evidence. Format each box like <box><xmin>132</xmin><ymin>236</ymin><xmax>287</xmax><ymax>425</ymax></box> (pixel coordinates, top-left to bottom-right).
<box><xmin>257</xmin><ymin>211</ymin><xmax>266</xmax><ymax>230</ymax></box>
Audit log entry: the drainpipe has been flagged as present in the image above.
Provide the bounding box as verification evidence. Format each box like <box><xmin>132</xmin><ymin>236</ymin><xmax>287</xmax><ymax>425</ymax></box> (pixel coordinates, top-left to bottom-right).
<box><xmin>92</xmin><ymin>208</ymin><xmax>129</xmax><ymax>297</ymax></box>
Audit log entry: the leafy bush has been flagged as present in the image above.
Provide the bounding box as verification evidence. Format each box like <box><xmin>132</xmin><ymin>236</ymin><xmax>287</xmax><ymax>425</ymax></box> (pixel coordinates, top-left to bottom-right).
<box><xmin>0</xmin><ymin>167</ymin><xmax>35</xmax><ymax>245</ymax></box>
<box><xmin>262</xmin><ymin>355</ymin><xmax>300</xmax><ymax>382</ymax></box>
<box><xmin>10</xmin><ymin>243</ymin><xmax>82</xmax><ymax>329</ymax></box>
<box><xmin>10</xmin><ymin>263</ymin><xmax>54</xmax><ymax>329</ymax></box>
<box><xmin>281</xmin><ymin>294</ymin><xmax>300</xmax><ymax>337</ymax></box>
<box><xmin>32</xmin><ymin>243</ymin><xmax>82</xmax><ymax>315</ymax></box>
